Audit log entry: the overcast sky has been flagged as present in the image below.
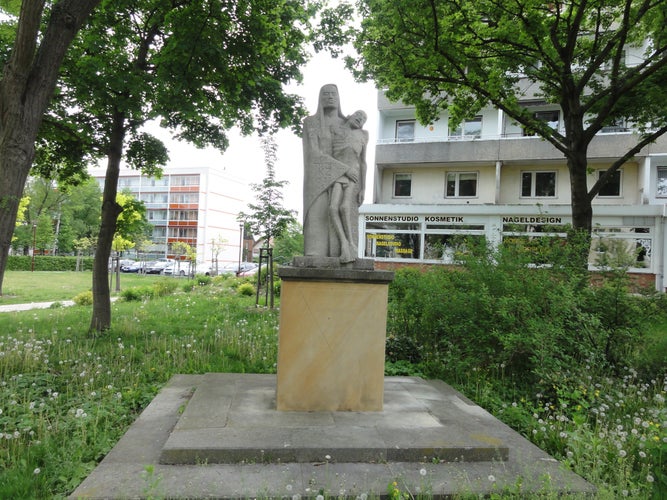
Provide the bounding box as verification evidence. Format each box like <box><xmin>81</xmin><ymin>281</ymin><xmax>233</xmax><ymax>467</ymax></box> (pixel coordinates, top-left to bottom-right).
<box><xmin>150</xmin><ymin>51</ymin><xmax>379</xmax><ymax>220</ymax></box>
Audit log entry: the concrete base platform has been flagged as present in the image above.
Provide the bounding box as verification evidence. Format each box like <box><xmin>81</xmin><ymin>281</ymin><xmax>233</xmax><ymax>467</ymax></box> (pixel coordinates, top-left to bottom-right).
<box><xmin>70</xmin><ymin>374</ymin><xmax>595</xmax><ymax>499</ymax></box>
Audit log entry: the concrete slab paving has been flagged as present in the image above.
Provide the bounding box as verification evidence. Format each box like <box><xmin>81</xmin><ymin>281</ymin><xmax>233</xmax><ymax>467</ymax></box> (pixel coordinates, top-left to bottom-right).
<box><xmin>69</xmin><ymin>374</ymin><xmax>596</xmax><ymax>499</ymax></box>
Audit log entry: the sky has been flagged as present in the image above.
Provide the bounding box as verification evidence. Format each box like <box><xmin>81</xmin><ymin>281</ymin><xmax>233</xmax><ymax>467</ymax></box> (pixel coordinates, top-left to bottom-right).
<box><xmin>150</xmin><ymin>51</ymin><xmax>379</xmax><ymax>220</ymax></box>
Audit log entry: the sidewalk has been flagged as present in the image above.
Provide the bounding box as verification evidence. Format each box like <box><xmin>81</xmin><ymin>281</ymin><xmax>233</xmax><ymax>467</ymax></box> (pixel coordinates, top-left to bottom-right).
<box><xmin>0</xmin><ymin>297</ymin><xmax>118</xmax><ymax>313</ymax></box>
<box><xmin>0</xmin><ymin>300</ymin><xmax>75</xmax><ymax>312</ymax></box>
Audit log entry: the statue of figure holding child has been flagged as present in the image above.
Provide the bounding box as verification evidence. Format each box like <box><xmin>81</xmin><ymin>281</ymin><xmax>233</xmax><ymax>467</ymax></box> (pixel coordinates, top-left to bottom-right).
<box><xmin>302</xmin><ymin>84</ymin><xmax>368</xmax><ymax>263</ymax></box>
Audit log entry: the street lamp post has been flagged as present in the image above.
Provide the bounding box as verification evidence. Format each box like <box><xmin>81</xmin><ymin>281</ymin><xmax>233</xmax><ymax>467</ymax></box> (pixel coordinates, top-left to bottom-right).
<box><xmin>31</xmin><ymin>223</ymin><xmax>37</xmax><ymax>272</ymax></box>
<box><xmin>238</xmin><ymin>223</ymin><xmax>244</xmax><ymax>276</ymax></box>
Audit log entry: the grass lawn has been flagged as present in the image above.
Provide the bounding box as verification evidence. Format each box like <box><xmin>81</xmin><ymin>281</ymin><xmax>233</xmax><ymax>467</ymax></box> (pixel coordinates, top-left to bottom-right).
<box><xmin>0</xmin><ymin>271</ymin><xmax>170</xmax><ymax>305</ymax></box>
<box><xmin>0</xmin><ymin>271</ymin><xmax>664</xmax><ymax>499</ymax></box>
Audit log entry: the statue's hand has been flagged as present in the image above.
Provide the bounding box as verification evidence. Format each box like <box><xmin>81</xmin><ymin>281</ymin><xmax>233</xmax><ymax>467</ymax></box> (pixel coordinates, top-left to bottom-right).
<box><xmin>357</xmin><ymin>191</ymin><xmax>365</xmax><ymax>205</ymax></box>
<box><xmin>346</xmin><ymin>169</ymin><xmax>359</xmax><ymax>183</ymax></box>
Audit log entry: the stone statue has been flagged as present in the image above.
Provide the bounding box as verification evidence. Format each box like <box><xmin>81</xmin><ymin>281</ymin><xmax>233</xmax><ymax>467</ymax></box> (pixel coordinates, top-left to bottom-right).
<box><xmin>302</xmin><ymin>84</ymin><xmax>368</xmax><ymax>262</ymax></box>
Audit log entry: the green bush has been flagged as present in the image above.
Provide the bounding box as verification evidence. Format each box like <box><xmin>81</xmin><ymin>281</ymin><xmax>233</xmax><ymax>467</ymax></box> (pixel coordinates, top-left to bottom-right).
<box><xmin>72</xmin><ymin>290</ymin><xmax>93</xmax><ymax>306</ymax></box>
<box><xmin>386</xmin><ymin>241</ymin><xmax>659</xmax><ymax>390</ymax></box>
<box><xmin>237</xmin><ymin>282</ymin><xmax>255</xmax><ymax>296</ymax></box>
<box><xmin>7</xmin><ymin>255</ymin><xmax>94</xmax><ymax>271</ymax></box>
<box><xmin>151</xmin><ymin>279</ymin><xmax>179</xmax><ymax>297</ymax></box>
<box><xmin>195</xmin><ymin>274</ymin><xmax>212</xmax><ymax>286</ymax></box>
<box><xmin>120</xmin><ymin>286</ymin><xmax>154</xmax><ymax>302</ymax></box>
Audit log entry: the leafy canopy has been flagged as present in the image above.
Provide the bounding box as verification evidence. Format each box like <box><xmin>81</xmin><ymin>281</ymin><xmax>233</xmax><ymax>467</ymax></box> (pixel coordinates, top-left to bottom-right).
<box><xmin>348</xmin><ymin>0</ymin><xmax>667</xmax><ymax>155</ymax></box>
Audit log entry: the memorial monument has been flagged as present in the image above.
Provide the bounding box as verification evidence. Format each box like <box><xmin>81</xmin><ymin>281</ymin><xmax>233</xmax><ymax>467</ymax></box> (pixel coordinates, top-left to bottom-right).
<box><xmin>276</xmin><ymin>84</ymin><xmax>394</xmax><ymax>411</ymax></box>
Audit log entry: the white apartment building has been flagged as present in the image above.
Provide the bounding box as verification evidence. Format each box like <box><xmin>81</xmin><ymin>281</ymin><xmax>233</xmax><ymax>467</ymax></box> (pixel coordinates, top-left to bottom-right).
<box><xmin>359</xmin><ymin>53</ymin><xmax>667</xmax><ymax>291</ymax></box>
<box><xmin>92</xmin><ymin>166</ymin><xmax>249</xmax><ymax>268</ymax></box>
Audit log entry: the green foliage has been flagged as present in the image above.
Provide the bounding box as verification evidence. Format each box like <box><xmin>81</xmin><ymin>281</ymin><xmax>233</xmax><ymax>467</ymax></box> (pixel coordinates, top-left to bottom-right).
<box><xmin>349</xmin><ymin>0</ymin><xmax>667</xmax><ymax>233</ymax></box>
<box><xmin>272</xmin><ymin>219</ymin><xmax>304</xmax><ymax>265</ymax></box>
<box><xmin>6</xmin><ymin>256</ymin><xmax>94</xmax><ymax>271</ymax></box>
<box><xmin>237</xmin><ymin>282</ymin><xmax>255</xmax><ymax>296</ymax></box>
<box><xmin>72</xmin><ymin>290</ymin><xmax>93</xmax><ymax>306</ymax></box>
<box><xmin>194</xmin><ymin>274</ymin><xmax>212</xmax><ymax>286</ymax></box>
<box><xmin>238</xmin><ymin>135</ymin><xmax>296</xmax><ymax>246</ymax></box>
<box><xmin>120</xmin><ymin>286</ymin><xmax>155</xmax><ymax>302</ymax></box>
<box><xmin>386</xmin><ymin>242</ymin><xmax>660</xmax><ymax>389</ymax></box>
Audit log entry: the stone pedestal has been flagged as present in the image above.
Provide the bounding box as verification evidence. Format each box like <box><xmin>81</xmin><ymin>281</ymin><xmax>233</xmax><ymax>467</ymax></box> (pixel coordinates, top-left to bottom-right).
<box><xmin>276</xmin><ymin>260</ymin><xmax>394</xmax><ymax>411</ymax></box>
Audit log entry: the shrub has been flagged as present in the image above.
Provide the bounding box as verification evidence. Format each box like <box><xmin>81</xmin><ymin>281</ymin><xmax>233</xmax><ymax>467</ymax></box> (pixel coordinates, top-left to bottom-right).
<box><xmin>151</xmin><ymin>279</ymin><xmax>178</xmax><ymax>297</ymax></box>
<box><xmin>195</xmin><ymin>274</ymin><xmax>212</xmax><ymax>286</ymax></box>
<box><xmin>120</xmin><ymin>286</ymin><xmax>154</xmax><ymax>302</ymax></box>
<box><xmin>386</xmin><ymin>241</ymin><xmax>657</xmax><ymax>390</ymax></box>
<box><xmin>72</xmin><ymin>290</ymin><xmax>93</xmax><ymax>306</ymax></box>
<box><xmin>7</xmin><ymin>255</ymin><xmax>94</xmax><ymax>271</ymax></box>
<box><xmin>237</xmin><ymin>282</ymin><xmax>255</xmax><ymax>296</ymax></box>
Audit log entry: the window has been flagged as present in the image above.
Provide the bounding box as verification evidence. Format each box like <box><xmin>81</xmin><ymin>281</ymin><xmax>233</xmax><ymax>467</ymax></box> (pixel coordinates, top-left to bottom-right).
<box><xmin>446</xmin><ymin>172</ymin><xmax>478</xmax><ymax>197</ymax></box>
<box><xmin>450</xmin><ymin>116</ymin><xmax>482</xmax><ymax>139</ymax></box>
<box><xmin>600</xmin><ymin>118</ymin><xmax>628</xmax><ymax>133</ymax></box>
<box><xmin>521</xmin><ymin>171</ymin><xmax>556</xmax><ymax>197</ymax></box>
<box><xmin>658</xmin><ymin>167</ymin><xmax>667</xmax><ymax>197</ymax></box>
<box><xmin>597</xmin><ymin>169</ymin><xmax>621</xmax><ymax>197</ymax></box>
<box><xmin>523</xmin><ymin>110</ymin><xmax>559</xmax><ymax>136</ymax></box>
<box><xmin>393</xmin><ymin>173</ymin><xmax>412</xmax><ymax>197</ymax></box>
<box><xmin>395</xmin><ymin>120</ymin><xmax>415</xmax><ymax>142</ymax></box>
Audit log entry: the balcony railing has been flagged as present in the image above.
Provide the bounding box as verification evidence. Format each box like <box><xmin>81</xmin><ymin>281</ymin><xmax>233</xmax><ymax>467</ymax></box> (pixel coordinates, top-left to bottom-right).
<box><xmin>377</xmin><ymin>129</ymin><xmax>633</xmax><ymax>145</ymax></box>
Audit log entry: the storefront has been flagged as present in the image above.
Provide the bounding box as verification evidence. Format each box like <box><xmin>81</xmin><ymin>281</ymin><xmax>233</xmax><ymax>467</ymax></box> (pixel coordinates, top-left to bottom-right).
<box><xmin>359</xmin><ymin>205</ymin><xmax>664</xmax><ymax>290</ymax></box>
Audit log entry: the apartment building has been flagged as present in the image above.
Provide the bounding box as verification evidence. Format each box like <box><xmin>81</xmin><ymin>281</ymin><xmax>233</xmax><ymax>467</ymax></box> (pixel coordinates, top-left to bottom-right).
<box><xmin>92</xmin><ymin>166</ymin><xmax>248</xmax><ymax>268</ymax></box>
<box><xmin>359</xmin><ymin>58</ymin><xmax>667</xmax><ymax>291</ymax></box>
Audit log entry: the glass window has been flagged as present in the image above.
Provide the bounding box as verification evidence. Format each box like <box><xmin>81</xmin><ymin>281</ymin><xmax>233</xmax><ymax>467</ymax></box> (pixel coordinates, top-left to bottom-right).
<box><xmin>393</xmin><ymin>173</ymin><xmax>412</xmax><ymax>197</ymax></box>
<box><xmin>523</xmin><ymin>110</ymin><xmax>559</xmax><ymax>136</ymax></box>
<box><xmin>450</xmin><ymin>116</ymin><xmax>482</xmax><ymax>139</ymax></box>
<box><xmin>365</xmin><ymin>232</ymin><xmax>420</xmax><ymax>259</ymax></box>
<box><xmin>597</xmin><ymin>169</ymin><xmax>621</xmax><ymax>197</ymax></box>
<box><xmin>396</xmin><ymin>120</ymin><xmax>415</xmax><ymax>142</ymax></box>
<box><xmin>521</xmin><ymin>171</ymin><xmax>556</xmax><ymax>197</ymax></box>
<box><xmin>446</xmin><ymin>172</ymin><xmax>478</xmax><ymax>197</ymax></box>
<box><xmin>657</xmin><ymin>167</ymin><xmax>667</xmax><ymax>197</ymax></box>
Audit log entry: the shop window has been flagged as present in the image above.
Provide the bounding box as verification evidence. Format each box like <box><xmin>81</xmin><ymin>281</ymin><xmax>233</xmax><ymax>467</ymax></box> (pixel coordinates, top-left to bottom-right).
<box><xmin>450</xmin><ymin>116</ymin><xmax>482</xmax><ymax>139</ymax></box>
<box><xmin>521</xmin><ymin>171</ymin><xmax>556</xmax><ymax>197</ymax></box>
<box><xmin>446</xmin><ymin>172</ymin><xmax>478</xmax><ymax>197</ymax></box>
<box><xmin>597</xmin><ymin>169</ymin><xmax>621</xmax><ymax>197</ymax></box>
<box><xmin>396</xmin><ymin>120</ymin><xmax>415</xmax><ymax>142</ymax></box>
<box><xmin>393</xmin><ymin>173</ymin><xmax>412</xmax><ymax>198</ymax></box>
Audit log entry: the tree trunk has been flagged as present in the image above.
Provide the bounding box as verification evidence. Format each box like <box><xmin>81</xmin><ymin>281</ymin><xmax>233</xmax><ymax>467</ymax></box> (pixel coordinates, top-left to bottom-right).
<box><xmin>89</xmin><ymin>112</ymin><xmax>125</xmax><ymax>333</ymax></box>
<box><xmin>567</xmin><ymin>148</ymin><xmax>594</xmax><ymax>268</ymax></box>
<box><xmin>0</xmin><ymin>0</ymin><xmax>101</xmax><ymax>295</ymax></box>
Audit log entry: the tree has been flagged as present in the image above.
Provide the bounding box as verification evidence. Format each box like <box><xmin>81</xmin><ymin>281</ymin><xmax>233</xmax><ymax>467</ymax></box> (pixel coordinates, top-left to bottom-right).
<box><xmin>0</xmin><ymin>0</ymin><xmax>101</xmax><ymax>295</ymax></box>
<box><xmin>273</xmin><ymin>219</ymin><xmax>304</xmax><ymax>265</ymax></box>
<box><xmin>171</xmin><ymin>240</ymin><xmax>194</xmax><ymax>276</ymax></box>
<box><xmin>238</xmin><ymin>135</ymin><xmax>297</xmax><ymax>249</ymax></box>
<box><xmin>348</xmin><ymin>0</ymin><xmax>667</xmax><ymax>246</ymax></box>
<box><xmin>46</xmin><ymin>0</ymin><xmax>319</xmax><ymax>332</ymax></box>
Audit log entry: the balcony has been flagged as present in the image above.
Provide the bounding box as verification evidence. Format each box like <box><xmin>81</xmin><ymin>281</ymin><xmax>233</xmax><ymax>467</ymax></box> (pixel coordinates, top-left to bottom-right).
<box><xmin>375</xmin><ymin>132</ymin><xmax>667</xmax><ymax>166</ymax></box>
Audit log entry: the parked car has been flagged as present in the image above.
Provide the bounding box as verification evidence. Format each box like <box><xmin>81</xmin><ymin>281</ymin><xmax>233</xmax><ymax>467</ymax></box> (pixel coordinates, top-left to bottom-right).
<box><xmin>220</xmin><ymin>262</ymin><xmax>258</xmax><ymax>276</ymax></box>
<box><xmin>109</xmin><ymin>258</ymin><xmax>135</xmax><ymax>271</ymax></box>
<box><xmin>194</xmin><ymin>263</ymin><xmax>213</xmax><ymax>276</ymax></box>
<box><xmin>145</xmin><ymin>259</ymin><xmax>174</xmax><ymax>274</ymax></box>
<box><xmin>162</xmin><ymin>262</ymin><xmax>188</xmax><ymax>276</ymax></box>
<box><xmin>121</xmin><ymin>261</ymin><xmax>145</xmax><ymax>273</ymax></box>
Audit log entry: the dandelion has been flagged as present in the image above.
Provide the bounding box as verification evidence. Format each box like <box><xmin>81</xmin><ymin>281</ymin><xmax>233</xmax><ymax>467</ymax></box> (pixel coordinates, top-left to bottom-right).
<box><xmin>419</xmin><ymin>468</ymin><xmax>427</xmax><ymax>476</ymax></box>
<box><xmin>286</xmin><ymin>484</ymin><xmax>293</xmax><ymax>492</ymax></box>
<box><xmin>325</xmin><ymin>454</ymin><xmax>331</xmax><ymax>460</ymax></box>
<box><xmin>316</xmin><ymin>496</ymin><xmax>324</xmax><ymax>500</ymax></box>
<box><xmin>619</xmin><ymin>449</ymin><xmax>627</xmax><ymax>458</ymax></box>
<box><xmin>33</xmin><ymin>468</ymin><xmax>41</xmax><ymax>475</ymax></box>
<box><xmin>488</xmin><ymin>475</ymin><xmax>496</xmax><ymax>482</ymax></box>
<box><xmin>647</xmin><ymin>474</ymin><xmax>655</xmax><ymax>483</ymax></box>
